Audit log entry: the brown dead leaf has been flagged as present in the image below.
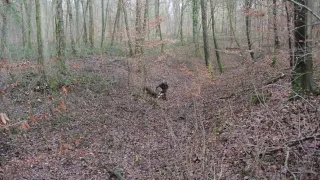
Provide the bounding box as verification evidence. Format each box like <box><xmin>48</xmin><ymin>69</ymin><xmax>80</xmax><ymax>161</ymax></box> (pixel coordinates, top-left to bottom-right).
<box><xmin>0</xmin><ymin>113</ymin><xmax>10</xmax><ymax>125</ymax></box>
<box><xmin>74</xmin><ymin>137</ymin><xmax>84</xmax><ymax>147</ymax></box>
<box><xmin>59</xmin><ymin>100</ymin><xmax>67</xmax><ymax>111</ymax></box>
<box><xmin>66</xmin><ymin>86</ymin><xmax>72</xmax><ymax>93</ymax></box>
<box><xmin>73</xmin><ymin>63</ymin><xmax>79</xmax><ymax>70</ymax></box>
<box><xmin>48</xmin><ymin>95</ymin><xmax>54</xmax><ymax>101</ymax></box>
<box><xmin>30</xmin><ymin>115</ymin><xmax>36</xmax><ymax>123</ymax></box>
<box><xmin>21</xmin><ymin>121</ymin><xmax>30</xmax><ymax>131</ymax></box>
<box><xmin>62</xmin><ymin>86</ymin><xmax>67</xmax><ymax>96</ymax></box>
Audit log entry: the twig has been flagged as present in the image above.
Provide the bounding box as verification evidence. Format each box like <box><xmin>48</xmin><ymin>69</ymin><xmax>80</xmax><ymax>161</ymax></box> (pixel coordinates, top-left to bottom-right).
<box><xmin>178</xmin><ymin>102</ymin><xmax>194</xmax><ymax>120</ymax></box>
<box><xmin>284</xmin><ymin>147</ymin><xmax>297</xmax><ymax>180</ymax></box>
<box><xmin>261</xmin><ymin>134</ymin><xmax>320</xmax><ymax>156</ymax></box>
<box><xmin>219</xmin><ymin>73</ymin><xmax>285</xmax><ymax>100</ymax></box>
<box><xmin>287</xmin><ymin>0</ymin><xmax>320</xmax><ymax>21</ymax></box>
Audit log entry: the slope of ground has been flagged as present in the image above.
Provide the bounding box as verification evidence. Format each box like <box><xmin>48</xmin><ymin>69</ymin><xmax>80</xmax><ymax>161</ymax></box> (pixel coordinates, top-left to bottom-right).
<box><xmin>0</xmin><ymin>44</ymin><xmax>319</xmax><ymax>179</ymax></box>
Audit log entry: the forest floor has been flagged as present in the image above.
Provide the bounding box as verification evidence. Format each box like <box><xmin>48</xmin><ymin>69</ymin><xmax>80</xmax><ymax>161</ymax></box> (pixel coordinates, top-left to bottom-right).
<box><xmin>0</xmin><ymin>44</ymin><xmax>319</xmax><ymax>179</ymax></box>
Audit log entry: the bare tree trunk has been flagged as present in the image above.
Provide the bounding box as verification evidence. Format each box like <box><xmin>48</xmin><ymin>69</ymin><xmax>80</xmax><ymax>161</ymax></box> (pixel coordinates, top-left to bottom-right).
<box><xmin>291</xmin><ymin>0</ymin><xmax>320</xmax><ymax>98</ymax></box>
<box><xmin>111</xmin><ymin>0</ymin><xmax>121</xmax><ymax>46</ymax></box>
<box><xmin>272</xmin><ymin>0</ymin><xmax>280</xmax><ymax>66</ymax></box>
<box><xmin>81</xmin><ymin>0</ymin><xmax>88</xmax><ymax>46</ymax></box>
<box><xmin>35</xmin><ymin>0</ymin><xmax>44</xmax><ymax>65</ymax></box>
<box><xmin>24</xmin><ymin>0</ymin><xmax>32</xmax><ymax>50</ymax></box>
<box><xmin>141</xmin><ymin>0</ymin><xmax>149</xmax><ymax>54</ymax></box>
<box><xmin>122</xmin><ymin>0</ymin><xmax>133</xmax><ymax>56</ymax></box>
<box><xmin>180</xmin><ymin>0</ymin><xmax>184</xmax><ymax>44</ymax></box>
<box><xmin>209</xmin><ymin>0</ymin><xmax>223</xmax><ymax>73</ymax></box>
<box><xmin>75</xmin><ymin>0</ymin><xmax>80</xmax><ymax>43</ymax></box>
<box><xmin>56</xmin><ymin>0</ymin><xmax>66</xmax><ymax>60</ymax></box>
<box><xmin>200</xmin><ymin>0</ymin><xmax>214</xmax><ymax>77</ymax></box>
<box><xmin>245</xmin><ymin>0</ymin><xmax>254</xmax><ymax>60</ymax></box>
<box><xmin>0</xmin><ymin>6</ymin><xmax>8</xmax><ymax>59</ymax></box>
<box><xmin>155</xmin><ymin>0</ymin><xmax>164</xmax><ymax>53</ymax></box>
<box><xmin>100</xmin><ymin>0</ymin><xmax>105</xmax><ymax>48</ymax></box>
<box><xmin>135</xmin><ymin>0</ymin><xmax>143</xmax><ymax>55</ymax></box>
<box><xmin>89</xmin><ymin>0</ymin><xmax>94</xmax><ymax>48</ymax></box>
<box><xmin>226</xmin><ymin>1</ymin><xmax>240</xmax><ymax>48</ymax></box>
<box><xmin>20</xmin><ymin>2</ymin><xmax>26</xmax><ymax>48</ymax></box>
<box><xmin>285</xmin><ymin>2</ymin><xmax>293</xmax><ymax>67</ymax></box>
<box><xmin>67</xmin><ymin>0</ymin><xmax>76</xmax><ymax>55</ymax></box>
<box><xmin>192</xmin><ymin>0</ymin><xmax>200</xmax><ymax>56</ymax></box>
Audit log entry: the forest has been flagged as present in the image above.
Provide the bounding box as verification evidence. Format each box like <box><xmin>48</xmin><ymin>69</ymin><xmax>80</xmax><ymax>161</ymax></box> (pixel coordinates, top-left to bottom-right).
<box><xmin>0</xmin><ymin>0</ymin><xmax>320</xmax><ymax>179</ymax></box>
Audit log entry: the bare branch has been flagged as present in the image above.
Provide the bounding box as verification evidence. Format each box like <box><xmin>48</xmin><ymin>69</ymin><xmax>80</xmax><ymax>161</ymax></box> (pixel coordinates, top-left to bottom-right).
<box><xmin>287</xmin><ymin>0</ymin><xmax>320</xmax><ymax>21</ymax></box>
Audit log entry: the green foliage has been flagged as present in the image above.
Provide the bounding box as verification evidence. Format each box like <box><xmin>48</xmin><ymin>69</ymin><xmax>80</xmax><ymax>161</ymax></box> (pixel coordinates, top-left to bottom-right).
<box><xmin>48</xmin><ymin>79</ymin><xmax>59</xmax><ymax>90</ymax></box>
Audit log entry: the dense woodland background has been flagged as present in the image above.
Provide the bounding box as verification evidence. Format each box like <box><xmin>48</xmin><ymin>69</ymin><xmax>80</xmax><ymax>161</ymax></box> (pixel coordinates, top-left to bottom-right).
<box><xmin>0</xmin><ymin>0</ymin><xmax>320</xmax><ymax>179</ymax></box>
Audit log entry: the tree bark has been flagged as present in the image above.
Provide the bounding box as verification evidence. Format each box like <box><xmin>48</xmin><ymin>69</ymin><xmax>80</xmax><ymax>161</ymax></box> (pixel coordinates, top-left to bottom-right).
<box><xmin>209</xmin><ymin>0</ymin><xmax>223</xmax><ymax>73</ymax></box>
<box><xmin>291</xmin><ymin>0</ymin><xmax>320</xmax><ymax>99</ymax></box>
<box><xmin>180</xmin><ymin>0</ymin><xmax>184</xmax><ymax>44</ymax></box>
<box><xmin>100</xmin><ymin>0</ymin><xmax>105</xmax><ymax>48</ymax></box>
<box><xmin>67</xmin><ymin>0</ymin><xmax>76</xmax><ymax>55</ymax></box>
<box><xmin>75</xmin><ymin>0</ymin><xmax>80</xmax><ymax>43</ymax></box>
<box><xmin>141</xmin><ymin>0</ymin><xmax>149</xmax><ymax>54</ymax></box>
<box><xmin>245</xmin><ymin>0</ymin><xmax>254</xmax><ymax>60</ymax></box>
<box><xmin>155</xmin><ymin>0</ymin><xmax>164</xmax><ymax>53</ymax></box>
<box><xmin>56</xmin><ymin>0</ymin><xmax>66</xmax><ymax>62</ymax></box>
<box><xmin>285</xmin><ymin>3</ymin><xmax>293</xmax><ymax>68</ymax></box>
<box><xmin>272</xmin><ymin>0</ymin><xmax>280</xmax><ymax>66</ymax></box>
<box><xmin>111</xmin><ymin>0</ymin><xmax>121</xmax><ymax>46</ymax></box>
<box><xmin>24</xmin><ymin>0</ymin><xmax>32</xmax><ymax>50</ymax></box>
<box><xmin>200</xmin><ymin>0</ymin><xmax>214</xmax><ymax>76</ymax></box>
<box><xmin>35</xmin><ymin>0</ymin><xmax>44</xmax><ymax>65</ymax></box>
<box><xmin>226</xmin><ymin>1</ymin><xmax>240</xmax><ymax>48</ymax></box>
<box><xmin>21</xmin><ymin>2</ymin><xmax>26</xmax><ymax>48</ymax></box>
<box><xmin>89</xmin><ymin>0</ymin><xmax>94</xmax><ymax>48</ymax></box>
<box><xmin>122</xmin><ymin>0</ymin><xmax>133</xmax><ymax>56</ymax></box>
<box><xmin>192</xmin><ymin>0</ymin><xmax>200</xmax><ymax>56</ymax></box>
<box><xmin>0</xmin><ymin>5</ymin><xmax>8</xmax><ymax>59</ymax></box>
<box><xmin>135</xmin><ymin>0</ymin><xmax>143</xmax><ymax>55</ymax></box>
<box><xmin>81</xmin><ymin>0</ymin><xmax>88</xmax><ymax>46</ymax></box>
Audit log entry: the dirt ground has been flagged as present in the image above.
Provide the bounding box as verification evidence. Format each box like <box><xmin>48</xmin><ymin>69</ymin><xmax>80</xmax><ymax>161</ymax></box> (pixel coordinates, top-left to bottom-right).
<box><xmin>0</xmin><ymin>44</ymin><xmax>319</xmax><ymax>179</ymax></box>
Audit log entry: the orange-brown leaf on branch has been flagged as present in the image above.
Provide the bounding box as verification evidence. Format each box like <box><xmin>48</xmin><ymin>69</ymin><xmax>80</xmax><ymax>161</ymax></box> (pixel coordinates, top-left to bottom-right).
<box><xmin>21</xmin><ymin>121</ymin><xmax>30</xmax><ymax>131</ymax></box>
<box><xmin>59</xmin><ymin>100</ymin><xmax>67</xmax><ymax>111</ymax></box>
<box><xmin>61</xmin><ymin>86</ymin><xmax>67</xmax><ymax>96</ymax></box>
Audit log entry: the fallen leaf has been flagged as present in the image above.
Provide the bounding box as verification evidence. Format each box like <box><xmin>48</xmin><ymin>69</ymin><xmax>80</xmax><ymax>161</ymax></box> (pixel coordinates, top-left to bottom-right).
<box><xmin>55</xmin><ymin>109</ymin><xmax>61</xmax><ymax>114</ymax></box>
<box><xmin>73</xmin><ymin>63</ymin><xmax>79</xmax><ymax>70</ymax></box>
<box><xmin>21</xmin><ymin>121</ymin><xmax>30</xmax><ymax>131</ymax></box>
<box><xmin>0</xmin><ymin>113</ymin><xmax>10</xmax><ymax>125</ymax></box>
<box><xmin>30</xmin><ymin>115</ymin><xmax>36</xmax><ymax>123</ymax></box>
<box><xmin>59</xmin><ymin>100</ymin><xmax>67</xmax><ymax>111</ymax></box>
<box><xmin>66</xmin><ymin>86</ymin><xmax>72</xmax><ymax>93</ymax></box>
<box><xmin>48</xmin><ymin>95</ymin><xmax>54</xmax><ymax>101</ymax></box>
<box><xmin>74</xmin><ymin>137</ymin><xmax>83</xmax><ymax>147</ymax></box>
<box><xmin>62</xmin><ymin>86</ymin><xmax>67</xmax><ymax>96</ymax></box>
